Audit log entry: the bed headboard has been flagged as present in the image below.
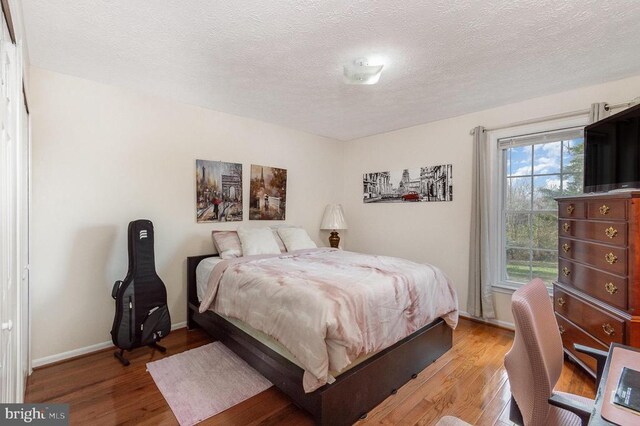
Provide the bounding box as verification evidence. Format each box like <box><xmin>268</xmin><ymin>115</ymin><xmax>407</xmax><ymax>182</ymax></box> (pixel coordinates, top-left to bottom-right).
<box><xmin>186</xmin><ymin>254</ymin><xmax>218</xmax><ymax>325</ymax></box>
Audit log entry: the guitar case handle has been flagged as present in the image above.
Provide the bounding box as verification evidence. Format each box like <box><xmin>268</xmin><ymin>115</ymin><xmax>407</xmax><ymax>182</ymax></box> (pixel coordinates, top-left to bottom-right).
<box><xmin>112</xmin><ymin>280</ymin><xmax>122</xmax><ymax>299</ymax></box>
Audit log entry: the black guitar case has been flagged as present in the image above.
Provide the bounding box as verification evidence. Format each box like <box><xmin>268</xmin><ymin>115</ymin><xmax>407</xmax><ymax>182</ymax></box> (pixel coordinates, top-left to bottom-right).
<box><xmin>110</xmin><ymin>219</ymin><xmax>171</xmax><ymax>365</ymax></box>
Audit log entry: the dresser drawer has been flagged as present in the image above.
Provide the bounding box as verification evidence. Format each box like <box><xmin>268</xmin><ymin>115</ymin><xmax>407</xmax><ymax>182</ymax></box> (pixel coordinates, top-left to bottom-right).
<box><xmin>587</xmin><ymin>199</ymin><xmax>627</xmax><ymax>220</ymax></box>
<box><xmin>556</xmin><ymin>314</ymin><xmax>608</xmax><ymax>373</ymax></box>
<box><xmin>559</xmin><ymin>201</ymin><xmax>585</xmax><ymax>219</ymax></box>
<box><xmin>558</xmin><ymin>238</ymin><xmax>627</xmax><ymax>276</ymax></box>
<box><xmin>557</xmin><ymin>220</ymin><xmax>627</xmax><ymax>247</ymax></box>
<box><xmin>554</xmin><ymin>287</ymin><xmax>625</xmax><ymax>346</ymax></box>
<box><xmin>557</xmin><ymin>258</ymin><xmax>628</xmax><ymax>310</ymax></box>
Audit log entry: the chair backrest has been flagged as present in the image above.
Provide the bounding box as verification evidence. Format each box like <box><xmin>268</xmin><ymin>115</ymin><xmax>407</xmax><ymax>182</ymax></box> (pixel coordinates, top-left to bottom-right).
<box><xmin>504</xmin><ymin>278</ymin><xmax>564</xmax><ymax>425</ymax></box>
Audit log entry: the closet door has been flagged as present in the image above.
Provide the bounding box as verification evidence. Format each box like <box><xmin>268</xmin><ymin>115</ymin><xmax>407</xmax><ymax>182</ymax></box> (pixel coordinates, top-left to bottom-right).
<box><xmin>0</xmin><ymin>40</ymin><xmax>9</xmax><ymax>403</ymax></box>
<box><xmin>0</xmin><ymin>26</ymin><xmax>19</xmax><ymax>403</ymax></box>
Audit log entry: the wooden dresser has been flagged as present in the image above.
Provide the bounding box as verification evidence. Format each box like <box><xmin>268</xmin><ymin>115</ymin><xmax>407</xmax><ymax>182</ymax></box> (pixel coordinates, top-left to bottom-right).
<box><xmin>554</xmin><ymin>191</ymin><xmax>640</xmax><ymax>376</ymax></box>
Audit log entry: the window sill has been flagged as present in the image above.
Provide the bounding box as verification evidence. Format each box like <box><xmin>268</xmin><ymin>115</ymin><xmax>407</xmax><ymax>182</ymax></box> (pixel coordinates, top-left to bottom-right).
<box><xmin>492</xmin><ymin>282</ymin><xmax>554</xmax><ymax>296</ymax></box>
<box><xmin>492</xmin><ymin>283</ymin><xmax>519</xmax><ymax>295</ymax></box>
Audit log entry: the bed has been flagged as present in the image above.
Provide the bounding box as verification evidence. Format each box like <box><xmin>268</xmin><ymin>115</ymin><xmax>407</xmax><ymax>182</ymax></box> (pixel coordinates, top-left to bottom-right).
<box><xmin>187</xmin><ymin>248</ymin><xmax>457</xmax><ymax>426</ymax></box>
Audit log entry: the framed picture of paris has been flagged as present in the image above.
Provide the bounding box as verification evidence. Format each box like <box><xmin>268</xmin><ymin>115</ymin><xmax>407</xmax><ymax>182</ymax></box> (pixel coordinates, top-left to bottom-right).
<box><xmin>196</xmin><ymin>159</ymin><xmax>243</xmax><ymax>222</ymax></box>
<box><xmin>363</xmin><ymin>164</ymin><xmax>453</xmax><ymax>203</ymax></box>
<box><xmin>249</xmin><ymin>164</ymin><xmax>287</xmax><ymax>220</ymax></box>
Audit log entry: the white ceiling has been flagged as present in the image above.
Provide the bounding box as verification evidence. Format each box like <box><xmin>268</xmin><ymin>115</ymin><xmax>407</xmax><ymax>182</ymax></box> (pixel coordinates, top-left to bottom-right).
<box><xmin>21</xmin><ymin>0</ymin><xmax>640</xmax><ymax>141</ymax></box>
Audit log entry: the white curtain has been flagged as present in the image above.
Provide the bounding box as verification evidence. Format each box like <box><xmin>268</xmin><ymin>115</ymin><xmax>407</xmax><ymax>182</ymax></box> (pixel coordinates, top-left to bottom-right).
<box><xmin>468</xmin><ymin>126</ymin><xmax>496</xmax><ymax>319</ymax></box>
<box><xmin>589</xmin><ymin>102</ymin><xmax>610</xmax><ymax>124</ymax></box>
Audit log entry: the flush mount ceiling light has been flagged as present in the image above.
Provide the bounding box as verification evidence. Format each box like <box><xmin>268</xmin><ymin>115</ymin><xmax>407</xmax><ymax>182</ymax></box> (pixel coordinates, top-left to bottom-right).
<box><xmin>343</xmin><ymin>58</ymin><xmax>384</xmax><ymax>85</ymax></box>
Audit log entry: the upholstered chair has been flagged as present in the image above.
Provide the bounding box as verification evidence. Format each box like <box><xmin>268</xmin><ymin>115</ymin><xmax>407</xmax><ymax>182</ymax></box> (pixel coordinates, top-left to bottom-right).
<box><xmin>504</xmin><ymin>278</ymin><xmax>608</xmax><ymax>426</ymax></box>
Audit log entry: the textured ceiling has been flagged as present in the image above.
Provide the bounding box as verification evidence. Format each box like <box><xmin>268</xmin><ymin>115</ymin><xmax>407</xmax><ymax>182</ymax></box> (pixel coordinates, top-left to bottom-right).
<box><xmin>21</xmin><ymin>0</ymin><xmax>640</xmax><ymax>141</ymax></box>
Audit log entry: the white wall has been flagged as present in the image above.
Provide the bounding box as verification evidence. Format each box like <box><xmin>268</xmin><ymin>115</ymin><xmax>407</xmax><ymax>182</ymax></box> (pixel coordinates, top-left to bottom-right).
<box><xmin>29</xmin><ymin>67</ymin><xmax>343</xmax><ymax>362</ymax></box>
<box><xmin>341</xmin><ymin>74</ymin><xmax>640</xmax><ymax>326</ymax></box>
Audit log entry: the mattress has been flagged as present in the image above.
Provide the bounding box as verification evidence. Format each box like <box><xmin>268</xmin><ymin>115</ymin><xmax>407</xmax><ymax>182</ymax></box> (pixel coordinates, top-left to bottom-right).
<box><xmin>195</xmin><ymin>256</ymin><xmax>373</xmax><ymax>379</ymax></box>
<box><xmin>196</xmin><ymin>257</ymin><xmax>224</xmax><ymax>302</ymax></box>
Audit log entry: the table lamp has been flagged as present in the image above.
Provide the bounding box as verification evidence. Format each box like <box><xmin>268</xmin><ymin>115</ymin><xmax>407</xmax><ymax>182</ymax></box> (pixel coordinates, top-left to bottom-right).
<box><xmin>320</xmin><ymin>204</ymin><xmax>348</xmax><ymax>248</ymax></box>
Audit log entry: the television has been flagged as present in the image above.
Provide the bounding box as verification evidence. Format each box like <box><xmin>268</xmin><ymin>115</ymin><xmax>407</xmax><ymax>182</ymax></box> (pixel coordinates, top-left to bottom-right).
<box><xmin>584</xmin><ymin>103</ymin><xmax>640</xmax><ymax>193</ymax></box>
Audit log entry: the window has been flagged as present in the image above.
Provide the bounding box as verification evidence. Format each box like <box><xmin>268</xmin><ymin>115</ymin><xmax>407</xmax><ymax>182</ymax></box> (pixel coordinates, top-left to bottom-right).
<box><xmin>499</xmin><ymin>127</ymin><xmax>584</xmax><ymax>287</ymax></box>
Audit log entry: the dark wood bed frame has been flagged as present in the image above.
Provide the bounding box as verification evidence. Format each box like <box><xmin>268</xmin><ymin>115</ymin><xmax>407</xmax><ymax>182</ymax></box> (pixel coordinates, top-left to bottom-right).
<box><xmin>187</xmin><ymin>254</ymin><xmax>453</xmax><ymax>426</ymax></box>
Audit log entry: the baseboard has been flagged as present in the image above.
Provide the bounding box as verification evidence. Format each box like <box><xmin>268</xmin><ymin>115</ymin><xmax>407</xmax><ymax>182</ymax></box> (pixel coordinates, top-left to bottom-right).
<box><xmin>171</xmin><ymin>321</ymin><xmax>187</xmax><ymax>330</ymax></box>
<box><xmin>31</xmin><ymin>321</ymin><xmax>187</xmax><ymax>369</ymax></box>
<box><xmin>459</xmin><ymin>310</ymin><xmax>514</xmax><ymax>331</ymax></box>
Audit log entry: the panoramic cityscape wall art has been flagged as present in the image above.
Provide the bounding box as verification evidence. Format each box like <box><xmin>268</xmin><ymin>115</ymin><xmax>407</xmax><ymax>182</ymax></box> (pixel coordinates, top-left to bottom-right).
<box><xmin>196</xmin><ymin>159</ymin><xmax>243</xmax><ymax>222</ymax></box>
<box><xmin>249</xmin><ymin>164</ymin><xmax>287</xmax><ymax>220</ymax></box>
<box><xmin>363</xmin><ymin>164</ymin><xmax>453</xmax><ymax>203</ymax></box>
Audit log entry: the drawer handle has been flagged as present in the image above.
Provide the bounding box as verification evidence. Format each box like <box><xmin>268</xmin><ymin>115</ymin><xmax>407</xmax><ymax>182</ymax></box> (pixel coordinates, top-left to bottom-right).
<box><xmin>562</xmin><ymin>243</ymin><xmax>570</xmax><ymax>253</ymax></box>
<box><xmin>567</xmin><ymin>205</ymin><xmax>575</xmax><ymax>214</ymax></box>
<box><xmin>562</xmin><ymin>222</ymin><xmax>571</xmax><ymax>233</ymax></box>
<box><xmin>558</xmin><ymin>325</ymin><xmax>566</xmax><ymax>335</ymax></box>
<box><xmin>562</xmin><ymin>267</ymin><xmax>571</xmax><ymax>277</ymax></box>
<box><xmin>605</xmin><ymin>227</ymin><xmax>618</xmax><ymax>239</ymax></box>
<box><xmin>599</xmin><ymin>204</ymin><xmax>610</xmax><ymax>215</ymax></box>
<box><xmin>605</xmin><ymin>282</ymin><xmax>618</xmax><ymax>295</ymax></box>
<box><xmin>557</xmin><ymin>297</ymin><xmax>566</xmax><ymax>307</ymax></box>
<box><xmin>605</xmin><ymin>252</ymin><xmax>618</xmax><ymax>265</ymax></box>
<box><xmin>602</xmin><ymin>323</ymin><xmax>615</xmax><ymax>337</ymax></box>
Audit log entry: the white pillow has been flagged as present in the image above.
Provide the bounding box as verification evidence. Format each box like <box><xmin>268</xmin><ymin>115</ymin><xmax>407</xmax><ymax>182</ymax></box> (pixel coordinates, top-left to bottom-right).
<box><xmin>269</xmin><ymin>224</ymin><xmax>298</xmax><ymax>253</ymax></box>
<box><xmin>237</xmin><ymin>227</ymin><xmax>282</xmax><ymax>256</ymax></box>
<box><xmin>277</xmin><ymin>228</ymin><xmax>317</xmax><ymax>251</ymax></box>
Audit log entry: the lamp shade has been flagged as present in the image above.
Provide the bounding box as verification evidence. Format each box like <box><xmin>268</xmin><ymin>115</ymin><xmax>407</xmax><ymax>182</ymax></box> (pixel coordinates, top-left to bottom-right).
<box><xmin>320</xmin><ymin>204</ymin><xmax>348</xmax><ymax>230</ymax></box>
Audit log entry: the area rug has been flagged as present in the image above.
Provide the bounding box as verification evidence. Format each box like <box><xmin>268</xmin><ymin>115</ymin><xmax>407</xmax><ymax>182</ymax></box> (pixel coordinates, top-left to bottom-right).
<box><xmin>147</xmin><ymin>342</ymin><xmax>273</xmax><ymax>426</ymax></box>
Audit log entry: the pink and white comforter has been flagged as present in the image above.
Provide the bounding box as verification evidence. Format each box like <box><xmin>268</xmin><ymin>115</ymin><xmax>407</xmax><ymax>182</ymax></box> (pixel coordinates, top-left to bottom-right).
<box><xmin>199</xmin><ymin>248</ymin><xmax>458</xmax><ymax>392</ymax></box>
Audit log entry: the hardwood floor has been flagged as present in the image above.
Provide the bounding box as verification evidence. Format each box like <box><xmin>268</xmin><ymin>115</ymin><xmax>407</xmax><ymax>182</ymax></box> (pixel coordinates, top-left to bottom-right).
<box><xmin>25</xmin><ymin>318</ymin><xmax>596</xmax><ymax>425</ymax></box>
